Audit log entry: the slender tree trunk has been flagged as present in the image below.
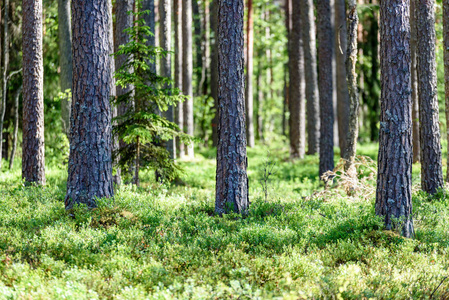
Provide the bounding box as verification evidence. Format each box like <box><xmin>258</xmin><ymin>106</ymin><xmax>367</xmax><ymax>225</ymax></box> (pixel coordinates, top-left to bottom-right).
<box><xmin>22</xmin><ymin>0</ymin><xmax>45</xmax><ymax>185</ymax></box>
<box><xmin>344</xmin><ymin>0</ymin><xmax>359</xmax><ymax>173</ymax></box>
<box><xmin>160</xmin><ymin>0</ymin><xmax>174</xmax><ymax>158</ymax></box>
<box><xmin>200</xmin><ymin>2</ymin><xmax>210</xmax><ymax>95</ymax></box>
<box><xmin>65</xmin><ymin>0</ymin><xmax>114</xmax><ymax>209</ymax></box>
<box><xmin>58</xmin><ymin>0</ymin><xmax>72</xmax><ymax>137</ymax></box>
<box><xmin>246</xmin><ymin>0</ymin><xmax>255</xmax><ymax>147</ymax></box>
<box><xmin>192</xmin><ymin>0</ymin><xmax>202</xmax><ymax>96</ymax></box>
<box><xmin>0</xmin><ymin>0</ymin><xmax>9</xmax><ymax>169</ymax></box>
<box><xmin>334</xmin><ymin>0</ymin><xmax>350</xmax><ymax>158</ymax></box>
<box><xmin>143</xmin><ymin>0</ymin><xmax>156</xmax><ymax>72</ymax></box>
<box><xmin>210</xmin><ymin>0</ymin><xmax>219</xmax><ymax>147</ymax></box>
<box><xmin>376</xmin><ymin>0</ymin><xmax>414</xmax><ymax>238</ymax></box>
<box><xmin>215</xmin><ymin>0</ymin><xmax>248</xmax><ymax>214</ymax></box>
<box><xmin>174</xmin><ymin>0</ymin><xmax>184</xmax><ymax>157</ymax></box>
<box><xmin>9</xmin><ymin>85</ymin><xmax>21</xmax><ymax>170</ymax></box>
<box><xmin>411</xmin><ymin>0</ymin><xmax>420</xmax><ymax>164</ymax></box>
<box><xmin>444</xmin><ymin>0</ymin><xmax>449</xmax><ymax>180</ymax></box>
<box><xmin>109</xmin><ymin>1</ymin><xmax>119</xmax><ymax>186</ymax></box>
<box><xmin>182</xmin><ymin>0</ymin><xmax>194</xmax><ymax>157</ymax></box>
<box><xmin>284</xmin><ymin>0</ymin><xmax>291</xmax><ymax>138</ymax></box>
<box><xmin>289</xmin><ymin>0</ymin><xmax>306</xmax><ymax>159</ymax></box>
<box><xmin>416</xmin><ymin>0</ymin><xmax>443</xmax><ymax>194</ymax></box>
<box><xmin>256</xmin><ymin>53</ymin><xmax>263</xmax><ymax>140</ymax></box>
<box><xmin>317</xmin><ymin>0</ymin><xmax>335</xmax><ymax>177</ymax></box>
<box><xmin>301</xmin><ymin>0</ymin><xmax>320</xmax><ymax>155</ymax></box>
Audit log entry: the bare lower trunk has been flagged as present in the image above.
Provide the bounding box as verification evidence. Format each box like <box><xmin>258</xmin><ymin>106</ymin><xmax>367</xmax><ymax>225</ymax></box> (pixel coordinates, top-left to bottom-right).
<box><xmin>9</xmin><ymin>85</ymin><xmax>22</xmax><ymax>170</ymax></box>
<box><xmin>0</xmin><ymin>0</ymin><xmax>9</xmax><ymax>169</ymax></box>
<box><xmin>173</xmin><ymin>0</ymin><xmax>184</xmax><ymax>158</ymax></box>
<box><xmin>444</xmin><ymin>0</ymin><xmax>449</xmax><ymax>181</ymax></box>
<box><xmin>411</xmin><ymin>0</ymin><xmax>420</xmax><ymax>164</ymax></box>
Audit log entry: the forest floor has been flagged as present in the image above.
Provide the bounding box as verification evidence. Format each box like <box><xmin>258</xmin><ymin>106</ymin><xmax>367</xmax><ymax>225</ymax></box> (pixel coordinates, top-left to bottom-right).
<box><xmin>1</xmin><ymin>141</ymin><xmax>449</xmax><ymax>299</ymax></box>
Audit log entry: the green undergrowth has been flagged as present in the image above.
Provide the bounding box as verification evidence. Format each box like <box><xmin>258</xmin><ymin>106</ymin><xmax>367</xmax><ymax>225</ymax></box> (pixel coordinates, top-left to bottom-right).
<box><xmin>1</xmin><ymin>143</ymin><xmax>449</xmax><ymax>299</ymax></box>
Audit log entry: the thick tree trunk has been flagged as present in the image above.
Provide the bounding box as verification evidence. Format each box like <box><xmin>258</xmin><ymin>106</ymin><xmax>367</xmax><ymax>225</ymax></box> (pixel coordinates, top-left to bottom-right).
<box><xmin>334</xmin><ymin>0</ymin><xmax>349</xmax><ymax>158</ymax></box>
<box><xmin>182</xmin><ymin>0</ymin><xmax>194</xmax><ymax>157</ymax></box>
<box><xmin>410</xmin><ymin>0</ymin><xmax>420</xmax><ymax>164</ymax></box>
<box><xmin>301</xmin><ymin>0</ymin><xmax>320</xmax><ymax>155</ymax></box>
<box><xmin>22</xmin><ymin>0</ymin><xmax>45</xmax><ymax>185</ymax></box>
<box><xmin>65</xmin><ymin>0</ymin><xmax>114</xmax><ymax>209</ymax></box>
<box><xmin>215</xmin><ymin>0</ymin><xmax>248</xmax><ymax>214</ymax></box>
<box><xmin>317</xmin><ymin>0</ymin><xmax>335</xmax><ymax>177</ymax></box>
<box><xmin>289</xmin><ymin>0</ymin><xmax>306</xmax><ymax>159</ymax></box>
<box><xmin>444</xmin><ymin>0</ymin><xmax>449</xmax><ymax>180</ymax></box>
<box><xmin>0</xmin><ymin>0</ymin><xmax>9</xmax><ymax>169</ymax></box>
<box><xmin>9</xmin><ymin>85</ymin><xmax>22</xmax><ymax>170</ymax></box>
<box><xmin>58</xmin><ymin>0</ymin><xmax>72</xmax><ymax>136</ymax></box>
<box><xmin>160</xmin><ymin>0</ymin><xmax>174</xmax><ymax>158</ymax></box>
<box><xmin>416</xmin><ymin>0</ymin><xmax>443</xmax><ymax>194</ymax></box>
<box><xmin>210</xmin><ymin>0</ymin><xmax>219</xmax><ymax>147</ymax></box>
<box><xmin>344</xmin><ymin>1</ymin><xmax>359</xmax><ymax>174</ymax></box>
<box><xmin>174</xmin><ymin>0</ymin><xmax>184</xmax><ymax>157</ymax></box>
<box><xmin>376</xmin><ymin>0</ymin><xmax>414</xmax><ymax>238</ymax></box>
<box><xmin>246</xmin><ymin>0</ymin><xmax>255</xmax><ymax>148</ymax></box>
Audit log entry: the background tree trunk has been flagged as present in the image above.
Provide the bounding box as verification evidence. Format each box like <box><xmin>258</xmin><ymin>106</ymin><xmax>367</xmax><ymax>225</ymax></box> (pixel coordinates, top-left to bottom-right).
<box><xmin>246</xmin><ymin>0</ymin><xmax>255</xmax><ymax>148</ymax></box>
<box><xmin>143</xmin><ymin>0</ymin><xmax>156</xmax><ymax>72</ymax></box>
<box><xmin>182</xmin><ymin>0</ymin><xmax>194</xmax><ymax>158</ymax></box>
<box><xmin>334</xmin><ymin>0</ymin><xmax>349</xmax><ymax>158</ymax></box>
<box><xmin>376</xmin><ymin>0</ymin><xmax>414</xmax><ymax>238</ymax></box>
<box><xmin>58</xmin><ymin>0</ymin><xmax>72</xmax><ymax>137</ymax></box>
<box><xmin>317</xmin><ymin>0</ymin><xmax>335</xmax><ymax>177</ymax></box>
<box><xmin>200</xmin><ymin>2</ymin><xmax>210</xmax><ymax>96</ymax></box>
<box><xmin>289</xmin><ymin>0</ymin><xmax>306</xmax><ymax>159</ymax></box>
<box><xmin>159</xmin><ymin>0</ymin><xmax>174</xmax><ymax>158</ymax></box>
<box><xmin>0</xmin><ymin>0</ymin><xmax>9</xmax><ymax>169</ymax></box>
<box><xmin>410</xmin><ymin>0</ymin><xmax>420</xmax><ymax>164</ymax></box>
<box><xmin>210</xmin><ymin>0</ymin><xmax>218</xmax><ymax>147</ymax></box>
<box><xmin>22</xmin><ymin>0</ymin><xmax>45</xmax><ymax>185</ymax></box>
<box><xmin>301</xmin><ymin>0</ymin><xmax>320</xmax><ymax>155</ymax></box>
<box><xmin>174</xmin><ymin>0</ymin><xmax>184</xmax><ymax>157</ymax></box>
<box><xmin>344</xmin><ymin>0</ymin><xmax>359</xmax><ymax>173</ymax></box>
<box><xmin>192</xmin><ymin>0</ymin><xmax>202</xmax><ymax>96</ymax></box>
<box><xmin>215</xmin><ymin>0</ymin><xmax>248</xmax><ymax>214</ymax></box>
<box><xmin>416</xmin><ymin>0</ymin><xmax>443</xmax><ymax>194</ymax></box>
<box><xmin>444</xmin><ymin>0</ymin><xmax>449</xmax><ymax>180</ymax></box>
<box><xmin>65</xmin><ymin>0</ymin><xmax>114</xmax><ymax>209</ymax></box>
<box><xmin>9</xmin><ymin>85</ymin><xmax>21</xmax><ymax>170</ymax></box>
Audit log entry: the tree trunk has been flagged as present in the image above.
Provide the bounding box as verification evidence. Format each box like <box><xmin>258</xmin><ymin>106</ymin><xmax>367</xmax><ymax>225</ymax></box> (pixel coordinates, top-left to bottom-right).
<box><xmin>160</xmin><ymin>0</ymin><xmax>174</xmax><ymax>158</ymax></box>
<box><xmin>284</xmin><ymin>0</ymin><xmax>291</xmax><ymax>138</ymax></box>
<box><xmin>410</xmin><ymin>0</ymin><xmax>420</xmax><ymax>164</ymax></box>
<box><xmin>317</xmin><ymin>0</ymin><xmax>334</xmax><ymax>177</ymax></box>
<box><xmin>58</xmin><ymin>0</ymin><xmax>72</xmax><ymax>137</ymax></box>
<box><xmin>65</xmin><ymin>0</ymin><xmax>114</xmax><ymax>209</ymax></box>
<box><xmin>0</xmin><ymin>0</ymin><xmax>9</xmax><ymax>170</ymax></box>
<box><xmin>215</xmin><ymin>0</ymin><xmax>248</xmax><ymax>214</ymax></box>
<box><xmin>416</xmin><ymin>0</ymin><xmax>443</xmax><ymax>194</ymax></box>
<box><xmin>256</xmin><ymin>53</ymin><xmax>263</xmax><ymax>140</ymax></box>
<box><xmin>210</xmin><ymin>0</ymin><xmax>219</xmax><ymax>147</ymax></box>
<box><xmin>143</xmin><ymin>0</ymin><xmax>156</xmax><ymax>72</ymax></box>
<box><xmin>174</xmin><ymin>0</ymin><xmax>184</xmax><ymax>157</ymax></box>
<box><xmin>9</xmin><ymin>85</ymin><xmax>21</xmax><ymax>170</ymax></box>
<box><xmin>301</xmin><ymin>0</ymin><xmax>320</xmax><ymax>155</ymax></box>
<box><xmin>200</xmin><ymin>2</ymin><xmax>210</xmax><ymax>96</ymax></box>
<box><xmin>376</xmin><ymin>0</ymin><xmax>414</xmax><ymax>238</ymax></box>
<box><xmin>289</xmin><ymin>0</ymin><xmax>306</xmax><ymax>159</ymax></box>
<box><xmin>246</xmin><ymin>0</ymin><xmax>255</xmax><ymax>148</ymax></box>
<box><xmin>182</xmin><ymin>0</ymin><xmax>194</xmax><ymax>157</ymax></box>
<box><xmin>22</xmin><ymin>0</ymin><xmax>45</xmax><ymax>185</ymax></box>
<box><xmin>109</xmin><ymin>1</ymin><xmax>119</xmax><ymax>186</ymax></box>
<box><xmin>444</xmin><ymin>0</ymin><xmax>449</xmax><ymax>180</ymax></box>
<box><xmin>192</xmin><ymin>0</ymin><xmax>202</xmax><ymax>96</ymax></box>
<box><xmin>344</xmin><ymin>1</ymin><xmax>359</xmax><ymax>174</ymax></box>
<box><xmin>334</xmin><ymin>0</ymin><xmax>349</xmax><ymax>158</ymax></box>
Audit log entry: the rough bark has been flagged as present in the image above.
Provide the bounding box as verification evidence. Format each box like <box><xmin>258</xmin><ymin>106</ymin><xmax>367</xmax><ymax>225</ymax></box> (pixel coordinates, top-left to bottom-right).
<box><xmin>289</xmin><ymin>0</ymin><xmax>306</xmax><ymax>159</ymax></box>
<box><xmin>301</xmin><ymin>0</ymin><xmax>320</xmax><ymax>155</ymax></box>
<box><xmin>317</xmin><ymin>0</ymin><xmax>335</xmax><ymax>177</ymax></box>
<box><xmin>183</xmin><ymin>0</ymin><xmax>194</xmax><ymax>157</ymax></box>
<box><xmin>160</xmin><ymin>0</ymin><xmax>174</xmax><ymax>158</ymax></box>
<box><xmin>58</xmin><ymin>0</ymin><xmax>72</xmax><ymax>136</ymax></box>
<box><xmin>215</xmin><ymin>0</ymin><xmax>248</xmax><ymax>214</ymax></box>
<box><xmin>9</xmin><ymin>85</ymin><xmax>22</xmax><ymax>170</ymax></box>
<box><xmin>0</xmin><ymin>0</ymin><xmax>9</xmax><ymax>169</ymax></box>
<box><xmin>376</xmin><ymin>0</ymin><xmax>414</xmax><ymax>238</ymax></box>
<box><xmin>65</xmin><ymin>0</ymin><xmax>114</xmax><ymax>209</ymax></box>
<box><xmin>22</xmin><ymin>0</ymin><xmax>45</xmax><ymax>185</ymax></box>
<box><xmin>246</xmin><ymin>0</ymin><xmax>255</xmax><ymax>147</ymax></box>
<box><xmin>416</xmin><ymin>0</ymin><xmax>443</xmax><ymax>194</ymax></box>
<box><xmin>174</xmin><ymin>0</ymin><xmax>184</xmax><ymax>157</ymax></box>
<box><xmin>210</xmin><ymin>0</ymin><xmax>219</xmax><ymax>147</ymax></box>
<box><xmin>410</xmin><ymin>0</ymin><xmax>420</xmax><ymax>164</ymax></box>
<box><xmin>444</xmin><ymin>0</ymin><xmax>449</xmax><ymax>180</ymax></box>
<box><xmin>334</xmin><ymin>0</ymin><xmax>349</xmax><ymax>158</ymax></box>
<box><xmin>344</xmin><ymin>1</ymin><xmax>359</xmax><ymax>173</ymax></box>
